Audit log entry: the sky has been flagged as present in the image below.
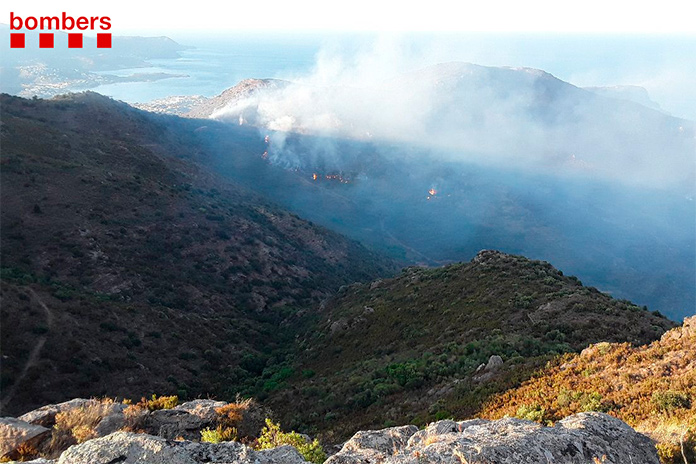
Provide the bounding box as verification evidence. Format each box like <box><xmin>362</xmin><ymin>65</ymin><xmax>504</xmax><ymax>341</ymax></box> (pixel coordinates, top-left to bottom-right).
<box><xmin>3</xmin><ymin>0</ymin><xmax>696</xmax><ymax>120</ymax></box>
<box><xmin>4</xmin><ymin>0</ymin><xmax>696</xmax><ymax>35</ymax></box>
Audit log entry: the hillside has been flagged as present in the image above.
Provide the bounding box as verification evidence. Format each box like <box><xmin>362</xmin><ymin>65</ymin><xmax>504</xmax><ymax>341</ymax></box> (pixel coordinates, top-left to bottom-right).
<box><xmin>264</xmin><ymin>250</ymin><xmax>675</xmax><ymax>442</ymax></box>
<box><xmin>184</xmin><ymin>62</ymin><xmax>695</xmax><ymax>188</ymax></box>
<box><xmin>139</xmin><ymin>68</ymin><xmax>696</xmax><ymax>321</ymax></box>
<box><xmin>0</xmin><ymin>92</ymin><xmax>395</xmax><ymax>415</ymax></box>
<box><xmin>481</xmin><ymin>316</ymin><xmax>695</xmax><ymax>463</ymax></box>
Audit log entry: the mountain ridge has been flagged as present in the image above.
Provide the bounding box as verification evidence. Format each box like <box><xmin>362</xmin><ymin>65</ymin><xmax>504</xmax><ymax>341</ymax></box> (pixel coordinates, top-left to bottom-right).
<box><xmin>264</xmin><ymin>249</ymin><xmax>675</xmax><ymax>441</ymax></box>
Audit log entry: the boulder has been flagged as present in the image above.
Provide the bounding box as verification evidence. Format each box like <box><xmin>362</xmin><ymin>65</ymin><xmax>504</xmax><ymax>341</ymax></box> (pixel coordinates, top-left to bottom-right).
<box><xmin>56</xmin><ymin>431</ymin><xmax>309</xmax><ymax>464</ymax></box>
<box><xmin>326</xmin><ymin>425</ymin><xmax>418</xmax><ymax>464</ymax></box>
<box><xmin>142</xmin><ymin>409</ymin><xmax>206</xmax><ymax>440</ymax></box>
<box><xmin>474</xmin><ymin>355</ymin><xmax>504</xmax><ymax>382</ymax></box>
<box><xmin>92</xmin><ymin>405</ymin><xmax>129</xmax><ymax>437</ymax></box>
<box><xmin>18</xmin><ymin>398</ymin><xmax>128</xmax><ymax>439</ymax></box>
<box><xmin>174</xmin><ymin>400</ymin><xmax>227</xmax><ymax>423</ymax></box>
<box><xmin>661</xmin><ymin>315</ymin><xmax>695</xmax><ymax>342</ymax></box>
<box><xmin>8</xmin><ymin>459</ymin><xmax>55</xmax><ymax>464</ymax></box>
<box><xmin>485</xmin><ymin>355</ymin><xmax>503</xmax><ymax>370</ymax></box>
<box><xmin>18</xmin><ymin>399</ymin><xmax>92</xmax><ymax>427</ymax></box>
<box><xmin>0</xmin><ymin>417</ymin><xmax>51</xmax><ymax>459</ymax></box>
<box><xmin>330</xmin><ymin>413</ymin><xmax>659</xmax><ymax>464</ymax></box>
<box><xmin>406</xmin><ymin>419</ymin><xmax>488</xmax><ymax>448</ymax></box>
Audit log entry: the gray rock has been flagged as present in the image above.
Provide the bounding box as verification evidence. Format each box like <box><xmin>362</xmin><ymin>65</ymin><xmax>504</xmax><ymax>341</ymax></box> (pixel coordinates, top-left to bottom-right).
<box><xmin>7</xmin><ymin>459</ymin><xmax>55</xmax><ymax>464</ymax></box>
<box><xmin>332</xmin><ymin>413</ymin><xmax>658</xmax><ymax>464</ymax></box>
<box><xmin>142</xmin><ymin>409</ymin><xmax>206</xmax><ymax>440</ymax></box>
<box><xmin>662</xmin><ymin>315</ymin><xmax>694</xmax><ymax>342</ymax></box>
<box><xmin>18</xmin><ymin>399</ymin><xmax>92</xmax><ymax>427</ymax></box>
<box><xmin>257</xmin><ymin>445</ymin><xmax>312</xmax><ymax>463</ymax></box>
<box><xmin>455</xmin><ymin>418</ymin><xmax>489</xmax><ymax>431</ymax></box>
<box><xmin>0</xmin><ymin>417</ymin><xmax>51</xmax><ymax>459</ymax></box>
<box><xmin>18</xmin><ymin>399</ymin><xmax>127</xmax><ymax>439</ymax></box>
<box><xmin>93</xmin><ymin>404</ymin><xmax>128</xmax><ymax>437</ymax></box>
<box><xmin>329</xmin><ymin>319</ymin><xmax>349</xmax><ymax>334</ymax></box>
<box><xmin>485</xmin><ymin>355</ymin><xmax>503</xmax><ymax>370</ymax></box>
<box><xmin>326</xmin><ymin>425</ymin><xmax>418</xmax><ymax>464</ymax></box>
<box><xmin>407</xmin><ymin>419</ymin><xmax>489</xmax><ymax>448</ymax></box>
<box><xmin>56</xmin><ymin>431</ymin><xmax>309</xmax><ymax>464</ymax></box>
<box><xmin>174</xmin><ymin>400</ymin><xmax>227</xmax><ymax>423</ymax></box>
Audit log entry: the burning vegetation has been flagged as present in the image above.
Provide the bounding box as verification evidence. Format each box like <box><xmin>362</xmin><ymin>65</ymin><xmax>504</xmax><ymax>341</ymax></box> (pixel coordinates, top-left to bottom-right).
<box><xmin>312</xmin><ymin>173</ymin><xmax>351</xmax><ymax>184</ymax></box>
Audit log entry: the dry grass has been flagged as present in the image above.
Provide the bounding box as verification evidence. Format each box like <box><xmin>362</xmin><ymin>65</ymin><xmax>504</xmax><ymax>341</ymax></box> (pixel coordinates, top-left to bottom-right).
<box><xmin>133</xmin><ymin>394</ymin><xmax>179</xmax><ymax>411</ymax></box>
<box><xmin>40</xmin><ymin>398</ymin><xmax>119</xmax><ymax>458</ymax></box>
<box><xmin>215</xmin><ymin>402</ymin><xmax>246</xmax><ymax>427</ymax></box>
<box><xmin>481</xmin><ymin>318</ymin><xmax>696</xmax><ymax>463</ymax></box>
<box><xmin>200</xmin><ymin>424</ymin><xmax>238</xmax><ymax>443</ymax></box>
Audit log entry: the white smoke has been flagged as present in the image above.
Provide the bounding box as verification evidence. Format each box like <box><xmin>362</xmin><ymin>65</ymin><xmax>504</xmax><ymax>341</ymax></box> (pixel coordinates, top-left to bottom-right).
<box><xmin>211</xmin><ymin>36</ymin><xmax>696</xmax><ymax>191</ymax></box>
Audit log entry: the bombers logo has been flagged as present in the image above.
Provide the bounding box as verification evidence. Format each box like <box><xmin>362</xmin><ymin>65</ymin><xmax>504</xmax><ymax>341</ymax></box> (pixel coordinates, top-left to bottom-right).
<box><xmin>9</xmin><ymin>12</ymin><xmax>112</xmax><ymax>48</ymax></box>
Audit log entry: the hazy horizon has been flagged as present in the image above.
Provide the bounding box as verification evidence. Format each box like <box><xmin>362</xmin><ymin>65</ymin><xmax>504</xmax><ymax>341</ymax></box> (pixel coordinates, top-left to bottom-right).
<box><xmin>2</xmin><ymin>24</ymin><xmax>696</xmax><ymax>120</ymax></box>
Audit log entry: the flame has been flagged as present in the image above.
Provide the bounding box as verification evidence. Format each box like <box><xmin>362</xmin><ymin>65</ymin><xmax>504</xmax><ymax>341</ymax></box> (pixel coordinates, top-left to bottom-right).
<box><xmin>312</xmin><ymin>173</ymin><xmax>318</xmax><ymax>181</ymax></box>
<box><xmin>428</xmin><ymin>188</ymin><xmax>437</xmax><ymax>196</ymax></box>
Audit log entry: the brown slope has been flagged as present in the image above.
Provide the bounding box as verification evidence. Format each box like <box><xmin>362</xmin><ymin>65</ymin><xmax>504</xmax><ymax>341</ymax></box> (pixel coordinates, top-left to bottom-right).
<box><xmin>0</xmin><ymin>92</ymin><xmax>395</xmax><ymax>415</ymax></box>
<box><xmin>481</xmin><ymin>317</ymin><xmax>695</xmax><ymax>463</ymax></box>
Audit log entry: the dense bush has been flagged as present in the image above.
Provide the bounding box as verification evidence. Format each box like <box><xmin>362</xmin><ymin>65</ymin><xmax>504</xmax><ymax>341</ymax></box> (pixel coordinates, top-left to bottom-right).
<box><xmin>255</xmin><ymin>419</ymin><xmax>326</xmax><ymax>464</ymax></box>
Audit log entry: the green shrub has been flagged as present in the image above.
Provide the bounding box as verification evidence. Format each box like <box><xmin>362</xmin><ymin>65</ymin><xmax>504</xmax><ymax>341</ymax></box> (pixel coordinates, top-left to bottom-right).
<box><xmin>579</xmin><ymin>392</ymin><xmax>609</xmax><ymax>413</ymax></box>
<box><xmin>256</xmin><ymin>419</ymin><xmax>326</xmax><ymax>464</ymax></box>
<box><xmin>652</xmin><ymin>391</ymin><xmax>691</xmax><ymax>413</ymax></box>
<box><xmin>516</xmin><ymin>404</ymin><xmax>546</xmax><ymax>422</ymax></box>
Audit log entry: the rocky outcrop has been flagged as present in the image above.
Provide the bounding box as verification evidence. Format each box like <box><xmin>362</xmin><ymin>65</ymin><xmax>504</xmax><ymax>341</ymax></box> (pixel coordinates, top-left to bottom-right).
<box><xmin>55</xmin><ymin>431</ymin><xmax>309</xmax><ymax>464</ymax></box>
<box><xmin>18</xmin><ymin>399</ymin><xmax>93</xmax><ymax>427</ymax></box>
<box><xmin>17</xmin><ymin>398</ymin><xmax>128</xmax><ymax>437</ymax></box>
<box><xmin>0</xmin><ymin>417</ymin><xmax>50</xmax><ymax>459</ymax></box>
<box><xmin>173</xmin><ymin>399</ymin><xmax>227</xmax><ymax>423</ymax></box>
<box><xmin>405</xmin><ymin>419</ymin><xmax>488</xmax><ymax>449</ymax></box>
<box><xmin>185</xmin><ymin>78</ymin><xmax>289</xmax><ymax>119</ymax></box>
<box><xmin>326</xmin><ymin>425</ymin><xmax>418</xmax><ymax>464</ymax></box>
<box><xmin>2</xmin><ymin>399</ymin><xmax>661</xmax><ymax>464</ymax></box>
<box><xmin>471</xmin><ymin>249</ymin><xmax>509</xmax><ymax>265</ymax></box>
<box><xmin>661</xmin><ymin>315</ymin><xmax>695</xmax><ymax>342</ymax></box>
<box><xmin>473</xmin><ymin>354</ymin><xmax>505</xmax><ymax>382</ymax></box>
<box><xmin>11</xmin><ymin>459</ymin><xmax>54</xmax><ymax>464</ymax></box>
<box><xmin>327</xmin><ymin>413</ymin><xmax>659</xmax><ymax>464</ymax></box>
<box><xmin>141</xmin><ymin>408</ymin><xmax>209</xmax><ymax>440</ymax></box>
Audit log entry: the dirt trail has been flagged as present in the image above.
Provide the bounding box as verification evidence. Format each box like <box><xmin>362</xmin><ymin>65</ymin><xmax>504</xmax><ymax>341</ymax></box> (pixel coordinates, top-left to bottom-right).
<box><xmin>0</xmin><ymin>287</ymin><xmax>54</xmax><ymax>413</ymax></box>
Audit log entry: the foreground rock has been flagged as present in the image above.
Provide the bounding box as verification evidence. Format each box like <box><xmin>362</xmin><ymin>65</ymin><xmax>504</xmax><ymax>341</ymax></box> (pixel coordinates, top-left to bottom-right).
<box><xmin>330</xmin><ymin>425</ymin><xmax>418</xmax><ymax>463</ymax></box>
<box><xmin>17</xmin><ymin>398</ymin><xmax>128</xmax><ymax>437</ymax></box>
<box><xmin>0</xmin><ymin>418</ymin><xmax>51</xmax><ymax>459</ymax></box>
<box><xmin>55</xmin><ymin>431</ymin><xmax>309</xmax><ymax>464</ymax></box>
<box><xmin>327</xmin><ymin>412</ymin><xmax>658</xmax><ymax>464</ymax></box>
<box><xmin>18</xmin><ymin>399</ymin><xmax>94</xmax><ymax>427</ymax></box>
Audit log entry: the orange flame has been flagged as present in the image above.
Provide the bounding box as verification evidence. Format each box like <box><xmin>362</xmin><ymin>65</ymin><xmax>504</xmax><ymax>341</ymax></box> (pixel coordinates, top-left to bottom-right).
<box><xmin>312</xmin><ymin>173</ymin><xmax>318</xmax><ymax>180</ymax></box>
<box><xmin>428</xmin><ymin>188</ymin><xmax>437</xmax><ymax>196</ymax></box>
